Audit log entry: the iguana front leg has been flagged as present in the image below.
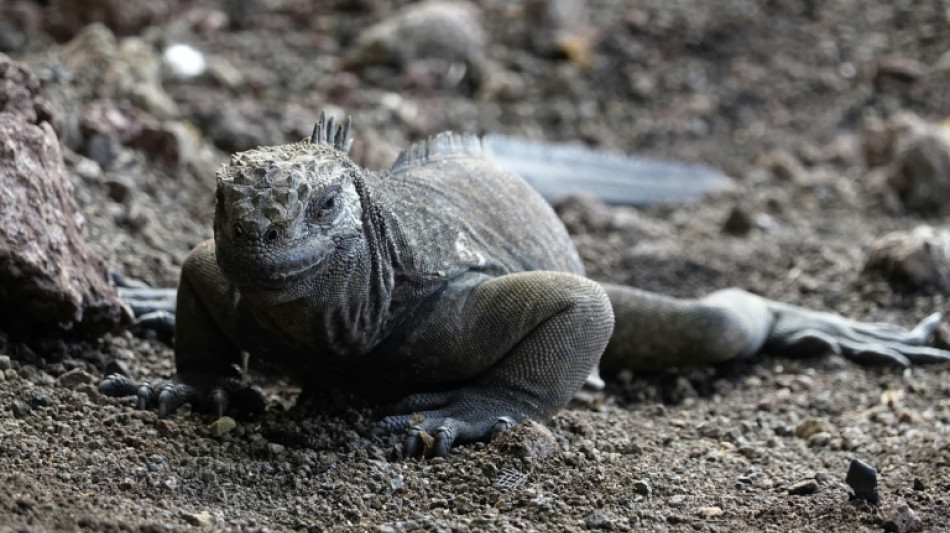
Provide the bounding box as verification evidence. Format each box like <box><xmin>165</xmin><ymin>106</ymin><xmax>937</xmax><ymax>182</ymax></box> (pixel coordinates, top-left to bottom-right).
<box><xmin>101</xmin><ymin>241</ymin><xmax>264</xmax><ymax>418</ymax></box>
<box><xmin>375</xmin><ymin>271</ymin><xmax>614</xmax><ymax>457</ymax></box>
<box><xmin>599</xmin><ymin>284</ymin><xmax>950</xmax><ymax>374</ymax></box>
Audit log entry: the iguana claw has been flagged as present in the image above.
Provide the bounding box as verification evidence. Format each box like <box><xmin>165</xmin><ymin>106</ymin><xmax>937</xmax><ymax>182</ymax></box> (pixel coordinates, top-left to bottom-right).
<box><xmin>99</xmin><ymin>374</ymin><xmax>264</xmax><ymax>419</ymax></box>
<box><xmin>375</xmin><ymin>389</ymin><xmax>526</xmax><ymax>458</ymax></box>
<box><xmin>491</xmin><ymin>417</ymin><xmax>515</xmax><ymax>440</ymax></box>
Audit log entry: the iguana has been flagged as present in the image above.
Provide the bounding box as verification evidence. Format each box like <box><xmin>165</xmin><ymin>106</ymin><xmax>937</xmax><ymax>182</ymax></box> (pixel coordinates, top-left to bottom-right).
<box><xmin>102</xmin><ymin>112</ymin><xmax>950</xmax><ymax>457</ymax></box>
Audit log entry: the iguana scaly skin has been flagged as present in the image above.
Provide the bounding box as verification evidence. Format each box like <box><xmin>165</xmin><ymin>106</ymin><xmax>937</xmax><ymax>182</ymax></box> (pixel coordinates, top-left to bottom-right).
<box><xmin>103</xmin><ymin>113</ymin><xmax>950</xmax><ymax>457</ymax></box>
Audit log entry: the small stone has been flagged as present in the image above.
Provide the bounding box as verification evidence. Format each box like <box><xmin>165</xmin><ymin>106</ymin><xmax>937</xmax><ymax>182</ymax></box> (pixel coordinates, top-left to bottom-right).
<box><xmin>846</xmin><ymin>459</ymin><xmax>879</xmax><ymax>505</ymax></box>
<box><xmin>0</xmin><ymin>19</ymin><xmax>27</xmax><ymax>53</ymax></box>
<box><xmin>267</xmin><ymin>443</ymin><xmax>286</xmax><ymax>456</ymax></box>
<box><xmin>585</xmin><ymin>510</ymin><xmax>614</xmax><ymax>530</ymax></box>
<box><xmin>181</xmin><ymin>511</ymin><xmax>214</xmax><ymax>527</ymax></box>
<box><xmin>56</xmin><ymin>368</ymin><xmax>95</xmax><ymax>388</ymax></box>
<box><xmin>912</xmin><ymin>478</ymin><xmax>925</xmax><ymax>491</ymax></box>
<box><xmin>794</xmin><ymin>418</ymin><xmax>833</xmax><ymax>440</ymax></box>
<box><xmin>722</xmin><ymin>206</ymin><xmax>754</xmax><ymax>236</ymax></box>
<box><xmin>156</xmin><ymin>419</ymin><xmax>175</xmax><ymax>438</ymax></box>
<box><xmin>761</xmin><ymin>149</ymin><xmax>808</xmax><ymax>184</ymax></box>
<box><xmin>199</xmin><ymin>109</ymin><xmax>268</xmax><ymax>153</ymax></box>
<box><xmin>0</xmin><ymin>354</ymin><xmax>10</xmax><ymax>370</ymax></box>
<box><xmin>632</xmin><ymin>479</ymin><xmax>652</xmax><ymax>496</ymax></box>
<box><xmin>490</xmin><ymin>419</ymin><xmax>559</xmax><ymax>460</ymax></box>
<box><xmin>807</xmin><ymin>431</ymin><xmax>832</xmax><ymax>448</ymax></box>
<box><xmin>883</xmin><ymin>502</ymin><xmax>921</xmax><ymax>533</ymax></box>
<box><xmin>668</xmin><ymin>495</ymin><xmax>686</xmax><ymax>507</ymax></box>
<box><xmin>209</xmin><ymin>416</ymin><xmax>237</xmax><ymax>437</ymax></box>
<box><xmin>5</xmin><ymin>368</ymin><xmax>17</xmax><ymax>380</ymax></box>
<box><xmin>697</xmin><ymin>506</ymin><xmax>723</xmax><ymax>518</ymax></box>
<box><xmin>104</xmin><ymin>360</ymin><xmax>132</xmax><ymax>378</ymax></box>
<box><xmin>26</xmin><ymin>394</ymin><xmax>50</xmax><ymax>409</ymax></box>
<box><xmin>874</xmin><ymin>55</ymin><xmax>927</xmax><ymax>83</ymax></box>
<box><xmin>163</xmin><ymin>44</ymin><xmax>206</xmax><ymax>78</ymax></box>
<box><xmin>787</xmin><ymin>479</ymin><xmax>818</xmax><ymax>496</ymax></box>
<box><xmin>552</xmin><ymin>193</ymin><xmax>613</xmax><ymax>234</ymax></box>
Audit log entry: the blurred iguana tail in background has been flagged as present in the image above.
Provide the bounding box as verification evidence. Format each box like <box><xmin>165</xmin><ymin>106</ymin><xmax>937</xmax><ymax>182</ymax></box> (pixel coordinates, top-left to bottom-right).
<box><xmin>483</xmin><ymin>134</ymin><xmax>733</xmax><ymax>205</ymax></box>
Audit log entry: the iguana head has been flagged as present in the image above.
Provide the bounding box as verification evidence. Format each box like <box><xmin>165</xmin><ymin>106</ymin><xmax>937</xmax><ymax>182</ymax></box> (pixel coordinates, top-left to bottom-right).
<box><xmin>213</xmin><ymin>113</ymin><xmax>365</xmax><ymax>289</ymax></box>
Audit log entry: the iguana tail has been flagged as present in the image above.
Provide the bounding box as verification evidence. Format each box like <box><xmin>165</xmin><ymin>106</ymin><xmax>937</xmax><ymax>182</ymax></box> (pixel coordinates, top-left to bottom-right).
<box><xmin>597</xmin><ymin>283</ymin><xmax>771</xmax><ymax>374</ymax></box>
<box><xmin>483</xmin><ymin>135</ymin><xmax>733</xmax><ymax>206</ymax></box>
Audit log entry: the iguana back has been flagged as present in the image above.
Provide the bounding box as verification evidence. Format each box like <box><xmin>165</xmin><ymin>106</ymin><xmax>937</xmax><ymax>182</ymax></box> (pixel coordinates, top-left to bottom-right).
<box><xmin>372</xmin><ymin>132</ymin><xmax>584</xmax><ymax>280</ymax></box>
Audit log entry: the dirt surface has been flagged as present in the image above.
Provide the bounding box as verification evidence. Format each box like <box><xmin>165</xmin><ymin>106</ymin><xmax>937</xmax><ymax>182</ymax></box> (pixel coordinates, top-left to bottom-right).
<box><xmin>3</xmin><ymin>1</ymin><xmax>950</xmax><ymax>531</ymax></box>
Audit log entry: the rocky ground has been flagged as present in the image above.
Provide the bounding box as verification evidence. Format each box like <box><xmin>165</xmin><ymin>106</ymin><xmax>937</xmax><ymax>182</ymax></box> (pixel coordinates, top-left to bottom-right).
<box><xmin>2</xmin><ymin>0</ymin><xmax>950</xmax><ymax>531</ymax></box>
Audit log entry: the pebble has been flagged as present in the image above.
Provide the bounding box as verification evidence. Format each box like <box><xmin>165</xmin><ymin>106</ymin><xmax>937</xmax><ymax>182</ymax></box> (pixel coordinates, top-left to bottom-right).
<box><xmin>56</xmin><ymin>368</ymin><xmax>95</xmax><ymax>388</ymax></box>
<box><xmin>806</xmin><ymin>431</ymin><xmax>832</xmax><ymax>448</ymax></box>
<box><xmin>210</xmin><ymin>416</ymin><xmax>237</xmax><ymax>437</ymax></box>
<box><xmin>156</xmin><ymin>420</ymin><xmax>176</xmax><ymax>438</ymax></box>
<box><xmin>845</xmin><ymin>459</ymin><xmax>879</xmax><ymax>505</ymax></box>
<box><xmin>787</xmin><ymin>479</ymin><xmax>818</xmax><ymax>496</ymax></box>
<box><xmin>181</xmin><ymin>511</ymin><xmax>214</xmax><ymax>527</ymax></box>
<box><xmin>163</xmin><ymin>44</ymin><xmax>207</xmax><ymax>78</ymax></box>
<box><xmin>490</xmin><ymin>419</ymin><xmax>559</xmax><ymax>460</ymax></box>
<box><xmin>668</xmin><ymin>495</ymin><xmax>686</xmax><ymax>507</ymax></box>
<box><xmin>794</xmin><ymin>418</ymin><xmax>833</xmax><ymax>440</ymax></box>
<box><xmin>632</xmin><ymin>479</ymin><xmax>652</xmax><ymax>496</ymax></box>
<box><xmin>585</xmin><ymin>510</ymin><xmax>613</xmax><ymax>530</ymax></box>
<box><xmin>722</xmin><ymin>206</ymin><xmax>753</xmax><ymax>236</ymax></box>
<box><xmin>697</xmin><ymin>506</ymin><xmax>723</xmax><ymax>518</ymax></box>
<box><xmin>0</xmin><ymin>354</ymin><xmax>10</xmax><ymax>370</ymax></box>
<box><xmin>883</xmin><ymin>502</ymin><xmax>921</xmax><ymax>533</ymax></box>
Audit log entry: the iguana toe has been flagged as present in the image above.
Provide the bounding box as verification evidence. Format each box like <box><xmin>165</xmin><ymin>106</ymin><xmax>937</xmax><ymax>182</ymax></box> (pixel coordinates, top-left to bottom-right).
<box><xmin>137</xmin><ymin>381</ymin><xmax>158</xmax><ymax>409</ymax></box>
<box><xmin>377</xmin><ymin>396</ymin><xmax>525</xmax><ymax>458</ymax></box>
<box><xmin>490</xmin><ymin>416</ymin><xmax>516</xmax><ymax>440</ymax></box>
<box><xmin>767</xmin><ymin>305</ymin><xmax>950</xmax><ymax>367</ymax></box>
<box><xmin>158</xmin><ymin>382</ymin><xmax>197</xmax><ymax>417</ymax></box>
<box><xmin>99</xmin><ymin>374</ymin><xmax>263</xmax><ymax>419</ymax></box>
<box><xmin>99</xmin><ymin>373</ymin><xmax>138</xmax><ymax>396</ymax></box>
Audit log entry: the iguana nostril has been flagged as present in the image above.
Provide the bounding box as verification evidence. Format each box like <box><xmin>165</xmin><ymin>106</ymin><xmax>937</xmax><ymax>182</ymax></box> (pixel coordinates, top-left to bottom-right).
<box><xmin>263</xmin><ymin>226</ymin><xmax>282</xmax><ymax>243</ymax></box>
<box><xmin>233</xmin><ymin>224</ymin><xmax>245</xmax><ymax>239</ymax></box>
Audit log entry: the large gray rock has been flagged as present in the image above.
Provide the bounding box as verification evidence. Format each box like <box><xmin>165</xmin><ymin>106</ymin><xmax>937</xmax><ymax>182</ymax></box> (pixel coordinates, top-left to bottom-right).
<box><xmin>864</xmin><ymin>113</ymin><xmax>950</xmax><ymax>215</ymax></box>
<box><xmin>0</xmin><ymin>54</ymin><xmax>129</xmax><ymax>335</ymax></box>
<box><xmin>863</xmin><ymin>225</ymin><xmax>950</xmax><ymax>293</ymax></box>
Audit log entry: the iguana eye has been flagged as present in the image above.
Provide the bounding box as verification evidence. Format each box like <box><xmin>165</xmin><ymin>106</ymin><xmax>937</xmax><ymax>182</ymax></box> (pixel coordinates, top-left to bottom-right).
<box><xmin>310</xmin><ymin>190</ymin><xmax>339</xmax><ymax>219</ymax></box>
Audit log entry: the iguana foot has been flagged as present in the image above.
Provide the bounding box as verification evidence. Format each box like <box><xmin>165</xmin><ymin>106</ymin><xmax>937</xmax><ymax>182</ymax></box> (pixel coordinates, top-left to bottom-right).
<box><xmin>99</xmin><ymin>373</ymin><xmax>265</xmax><ymax>419</ymax></box>
<box><xmin>373</xmin><ymin>388</ymin><xmax>525</xmax><ymax>458</ymax></box>
<box><xmin>767</xmin><ymin>305</ymin><xmax>950</xmax><ymax>367</ymax></box>
<box><xmin>111</xmin><ymin>271</ymin><xmax>177</xmax><ymax>344</ymax></box>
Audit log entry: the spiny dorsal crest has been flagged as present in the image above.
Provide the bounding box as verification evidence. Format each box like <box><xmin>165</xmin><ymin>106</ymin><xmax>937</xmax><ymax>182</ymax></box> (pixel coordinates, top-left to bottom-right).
<box><xmin>310</xmin><ymin>110</ymin><xmax>353</xmax><ymax>153</ymax></box>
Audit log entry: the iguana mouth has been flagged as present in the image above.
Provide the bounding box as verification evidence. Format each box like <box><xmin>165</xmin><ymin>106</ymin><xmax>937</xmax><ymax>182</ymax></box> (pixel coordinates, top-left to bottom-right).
<box><xmin>215</xmin><ymin>241</ymin><xmax>328</xmax><ymax>288</ymax></box>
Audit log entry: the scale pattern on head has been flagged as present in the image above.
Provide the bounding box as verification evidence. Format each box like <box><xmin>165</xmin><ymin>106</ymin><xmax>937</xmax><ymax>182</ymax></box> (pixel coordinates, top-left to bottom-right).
<box><xmin>214</xmin><ymin>112</ymin><xmax>356</xmax><ymax>246</ymax></box>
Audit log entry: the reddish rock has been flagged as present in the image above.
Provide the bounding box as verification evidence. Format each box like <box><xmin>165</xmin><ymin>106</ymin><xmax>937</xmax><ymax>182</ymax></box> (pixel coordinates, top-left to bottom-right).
<box><xmin>0</xmin><ymin>54</ymin><xmax>129</xmax><ymax>336</ymax></box>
